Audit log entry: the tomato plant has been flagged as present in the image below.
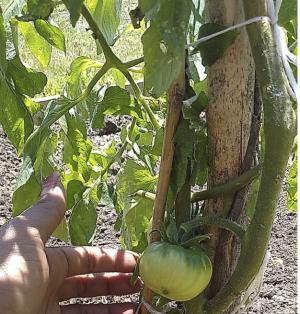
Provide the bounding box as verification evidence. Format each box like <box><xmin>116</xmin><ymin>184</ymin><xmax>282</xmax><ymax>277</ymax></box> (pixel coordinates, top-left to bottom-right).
<box><xmin>0</xmin><ymin>0</ymin><xmax>297</xmax><ymax>313</ymax></box>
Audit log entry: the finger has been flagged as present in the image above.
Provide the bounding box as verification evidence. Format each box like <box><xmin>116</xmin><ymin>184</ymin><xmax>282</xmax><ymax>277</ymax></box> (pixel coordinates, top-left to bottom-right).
<box><xmin>20</xmin><ymin>173</ymin><xmax>66</xmax><ymax>243</ymax></box>
<box><xmin>59</xmin><ymin>273</ymin><xmax>142</xmax><ymax>301</ymax></box>
<box><xmin>50</xmin><ymin>246</ymin><xmax>139</xmax><ymax>277</ymax></box>
<box><xmin>60</xmin><ymin>303</ymin><xmax>138</xmax><ymax>314</ymax></box>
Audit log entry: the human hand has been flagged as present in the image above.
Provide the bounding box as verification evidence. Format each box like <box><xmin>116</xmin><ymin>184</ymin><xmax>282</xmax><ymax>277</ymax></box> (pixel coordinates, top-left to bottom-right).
<box><xmin>0</xmin><ymin>173</ymin><xmax>141</xmax><ymax>314</ymax></box>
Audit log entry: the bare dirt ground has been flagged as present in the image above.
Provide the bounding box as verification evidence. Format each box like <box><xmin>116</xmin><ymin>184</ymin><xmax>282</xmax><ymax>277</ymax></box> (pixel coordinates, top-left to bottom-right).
<box><xmin>0</xmin><ymin>127</ymin><xmax>297</xmax><ymax>313</ymax></box>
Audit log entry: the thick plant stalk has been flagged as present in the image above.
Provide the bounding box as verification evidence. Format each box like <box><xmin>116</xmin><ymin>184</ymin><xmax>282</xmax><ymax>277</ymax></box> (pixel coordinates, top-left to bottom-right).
<box><xmin>142</xmin><ymin>68</ymin><xmax>185</xmax><ymax>314</ymax></box>
<box><xmin>204</xmin><ymin>1</ymin><xmax>296</xmax><ymax>313</ymax></box>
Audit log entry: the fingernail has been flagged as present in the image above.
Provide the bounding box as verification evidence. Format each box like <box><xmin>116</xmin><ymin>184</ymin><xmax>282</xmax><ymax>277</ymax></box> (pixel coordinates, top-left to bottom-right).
<box><xmin>41</xmin><ymin>172</ymin><xmax>59</xmax><ymax>195</ymax></box>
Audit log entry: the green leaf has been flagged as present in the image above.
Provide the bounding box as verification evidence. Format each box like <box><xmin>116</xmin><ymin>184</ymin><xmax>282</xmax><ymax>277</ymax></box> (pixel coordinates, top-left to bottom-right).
<box><xmin>194</xmin><ymin>79</ymin><xmax>207</xmax><ymax>94</ymax></box>
<box><xmin>116</xmin><ymin>159</ymin><xmax>157</xmax><ymax>212</ymax></box>
<box><xmin>85</xmin><ymin>0</ymin><xmax>122</xmax><ymax>45</ymax></box>
<box><xmin>34</xmin><ymin>133</ymin><xmax>57</xmax><ymax>178</ymax></box>
<box><xmin>17</xmin><ymin>20</ymin><xmax>52</xmax><ymax>68</ymax></box>
<box><xmin>52</xmin><ymin>217</ymin><xmax>69</xmax><ymax>242</ymax></box>
<box><xmin>34</xmin><ymin>19</ymin><xmax>66</xmax><ymax>52</ymax></box>
<box><xmin>111</xmin><ymin>68</ymin><xmax>125</xmax><ymax>88</ymax></box>
<box><xmin>136</xmin><ymin>129</ymin><xmax>153</xmax><ymax>147</ymax></box>
<box><xmin>278</xmin><ymin>0</ymin><xmax>297</xmax><ymax>26</ymax></box>
<box><xmin>151</xmin><ymin>127</ymin><xmax>164</xmax><ymax>156</ymax></box>
<box><xmin>0</xmin><ymin>72</ymin><xmax>34</xmax><ymax>154</ymax></box>
<box><xmin>13</xmin><ymin>131</ymin><xmax>58</xmax><ymax>216</ymax></box>
<box><xmin>117</xmin><ymin>159</ymin><xmax>157</xmax><ymax>250</ymax></box>
<box><xmin>12</xmin><ymin>156</ymin><xmax>41</xmax><ymax>216</ymax></box>
<box><xmin>142</xmin><ymin>0</ymin><xmax>192</xmax><ymax>97</ymax></box>
<box><xmin>24</xmin><ymin>98</ymin><xmax>76</xmax><ymax>158</ymax></box>
<box><xmin>27</xmin><ymin>0</ymin><xmax>54</xmax><ymax>18</ymax></box>
<box><xmin>166</xmin><ymin>217</ymin><xmax>178</xmax><ymax>244</ymax></box>
<box><xmin>195</xmin><ymin>23</ymin><xmax>239</xmax><ymax>66</ymax></box>
<box><xmin>67</xmin><ymin>56</ymin><xmax>101</xmax><ymax>98</ymax></box>
<box><xmin>99</xmin><ymin>182</ymin><xmax>114</xmax><ymax>206</ymax></box>
<box><xmin>7</xmin><ymin>56</ymin><xmax>47</xmax><ymax>97</ymax></box>
<box><xmin>62</xmin><ymin>113</ymin><xmax>92</xmax><ymax>180</ymax></box>
<box><xmin>193</xmin><ymin>130</ymin><xmax>208</xmax><ymax>186</ymax></box>
<box><xmin>69</xmin><ymin>185</ymin><xmax>98</xmax><ymax>245</ymax></box>
<box><xmin>123</xmin><ymin>197</ymin><xmax>154</xmax><ymax>251</ymax></box>
<box><xmin>171</xmin><ymin>119</ymin><xmax>195</xmax><ymax>194</ymax></box>
<box><xmin>92</xmin><ymin>86</ymin><xmax>140</xmax><ymax>129</ymax></box>
<box><xmin>66</xmin><ymin>178</ymin><xmax>86</xmax><ymax>209</ymax></box>
<box><xmin>287</xmin><ymin>157</ymin><xmax>297</xmax><ymax>212</ymax></box>
<box><xmin>63</xmin><ymin>0</ymin><xmax>84</xmax><ymax>27</ymax></box>
<box><xmin>22</xmin><ymin>95</ymin><xmax>42</xmax><ymax>115</ymax></box>
<box><xmin>6</xmin><ymin>18</ymin><xmax>19</xmax><ymax>59</ymax></box>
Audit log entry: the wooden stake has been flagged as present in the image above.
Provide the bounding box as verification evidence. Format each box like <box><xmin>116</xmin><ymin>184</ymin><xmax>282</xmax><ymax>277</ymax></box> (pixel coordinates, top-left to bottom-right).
<box><xmin>141</xmin><ymin>67</ymin><xmax>185</xmax><ymax>313</ymax></box>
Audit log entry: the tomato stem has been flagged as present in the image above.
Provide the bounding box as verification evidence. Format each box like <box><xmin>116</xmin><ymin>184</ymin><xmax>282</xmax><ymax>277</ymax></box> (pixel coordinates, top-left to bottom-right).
<box><xmin>191</xmin><ymin>165</ymin><xmax>262</xmax><ymax>203</ymax></box>
<box><xmin>181</xmin><ymin>216</ymin><xmax>245</xmax><ymax>239</ymax></box>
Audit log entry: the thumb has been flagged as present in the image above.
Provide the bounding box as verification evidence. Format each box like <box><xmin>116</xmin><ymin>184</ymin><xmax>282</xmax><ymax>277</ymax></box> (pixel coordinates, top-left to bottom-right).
<box><xmin>21</xmin><ymin>172</ymin><xmax>66</xmax><ymax>244</ymax></box>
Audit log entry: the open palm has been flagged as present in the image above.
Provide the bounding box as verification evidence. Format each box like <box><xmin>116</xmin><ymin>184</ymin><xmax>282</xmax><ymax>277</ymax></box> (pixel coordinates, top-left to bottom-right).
<box><xmin>0</xmin><ymin>173</ymin><xmax>141</xmax><ymax>314</ymax></box>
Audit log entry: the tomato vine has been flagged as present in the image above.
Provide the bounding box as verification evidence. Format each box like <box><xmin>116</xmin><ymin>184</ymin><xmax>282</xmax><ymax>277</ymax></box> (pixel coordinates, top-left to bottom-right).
<box><xmin>0</xmin><ymin>0</ymin><xmax>297</xmax><ymax>313</ymax></box>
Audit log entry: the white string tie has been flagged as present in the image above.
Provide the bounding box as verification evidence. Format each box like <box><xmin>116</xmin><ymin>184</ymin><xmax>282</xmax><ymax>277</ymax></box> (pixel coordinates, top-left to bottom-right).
<box><xmin>186</xmin><ymin>0</ymin><xmax>298</xmax><ymax>103</ymax></box>
<box><xmin>185</xmin><ymin>16</ymin><xmax>271</xmax><ymax>49</ymax></box>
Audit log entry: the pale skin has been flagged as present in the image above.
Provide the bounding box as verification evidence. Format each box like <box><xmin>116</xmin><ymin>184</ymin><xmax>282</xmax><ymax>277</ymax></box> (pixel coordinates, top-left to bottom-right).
<box><xmin>0</xmin><ymin>173</ymin><xmax>141</xmax><ymax>314</ymax></box>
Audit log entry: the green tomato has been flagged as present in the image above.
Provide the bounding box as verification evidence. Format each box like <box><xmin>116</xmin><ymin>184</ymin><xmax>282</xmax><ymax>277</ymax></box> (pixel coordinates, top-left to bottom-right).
<box><xmin>139</xmin><ymin>242</ymin><xmax>212</xmax><ymax>301</ymax></box>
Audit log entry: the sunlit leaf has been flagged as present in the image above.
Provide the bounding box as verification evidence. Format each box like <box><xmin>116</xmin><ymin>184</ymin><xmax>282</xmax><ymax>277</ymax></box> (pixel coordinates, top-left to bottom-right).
<box><xmin>27</xmin><ymin>0</ymin><xmax>54</xmax><ymax>18</ymax></box>
<box><xmin>63</xmin><ymin>0</ymin><xmax>84</xmax><ymax>27</ymax></box>
<box><xmin>7</xmin><ymin>56</ymin><xmax>47</xmax><ymax>97</ymax></box>
<box><xmin>34</xmin><ymin>19</ymin><xmax>66</xmax><ymax>52</ymax></box>
<box><xmin>69</xmin><ymin>185</ymin><xmax>98</xmax><ymax>245</ymax></box>
<box><xmin>0</xmin><ymin>72</ymin><xmax>34</xmax><ymax>154</ymax></box>
<box><xmin>142</xmin><ymin>0</ymin><xmax>192</xmax><ymax>97</ymax></box>
<box><xmin>24</xmin><ymin>98</ymin><xmax>76</xmax><ymax>158</ymax></box>
<box><xmin>67</xmin><ymin>56</ymin><xmax>101</xmax><ymax>98</ymax></box>
<box><xmin>17</xmin><ymin>20</ymin><xmax>52</xmax><ymax>68</ymax></box>
<box><xmin>12</xmin><ymin>156</ymin><xmax>41</xmax><ymax>216</ymax></box>
<box><xmin>116</xmin><ymin>159</ymin><xmax>156</xmax><ymax>212</ymax></box>
<box><xmin>85</xmin><ymin>0</ymin><xmax>122</xmax><ymax>45</ymax></box>
<box><xmin>92</xmin><ymin>86</ymin><xmax>141</xmax><ymax>129</ymax></box>
<box><xmin>123</xmin><ymin>197</ymin><xmax>154</xmax><ymax>251</ymax></box>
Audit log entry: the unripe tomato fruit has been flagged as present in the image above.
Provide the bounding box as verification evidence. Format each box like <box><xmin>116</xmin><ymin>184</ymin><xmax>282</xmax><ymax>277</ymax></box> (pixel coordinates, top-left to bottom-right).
<box><xmin>139</xmin><ymin>242</ymin><xmax>212</xmax><ymax>301</ymax></box>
